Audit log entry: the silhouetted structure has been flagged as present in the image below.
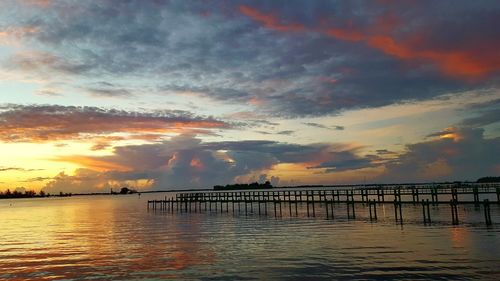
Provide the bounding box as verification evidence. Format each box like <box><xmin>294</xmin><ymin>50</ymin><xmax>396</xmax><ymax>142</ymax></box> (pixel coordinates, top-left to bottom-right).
<box><xmin>111</xmin><ymin>187</ymin><xmax>138</xmax><ymax>194</ymax></box>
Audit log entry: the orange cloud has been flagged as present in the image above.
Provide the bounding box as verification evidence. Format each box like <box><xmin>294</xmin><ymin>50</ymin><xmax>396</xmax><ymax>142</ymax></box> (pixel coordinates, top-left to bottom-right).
<box><xmin>317</xmin><ymin>76</ymin><xmax>339</xmax><ymax>84</ymax></box>
<box><xmin>0</xmin><ymin>105</ymin><xmax>229</xmax><ymax>143</ymax></box>
<box><xmin>240</xmin><ymin>5</ymin><xmax>500</xmax><ymax>78</ymax></box>
<box><xmin>190</xmin><ymin>158</ymin><xmax>204</xmax><ymax>170</ymax></box>
<box><xmin>248</xmin><ymin>97</ymin><xmax>265</xmax><ymax>106</ymax></box>
<box><xmin>50</xmin><ymin>156</ymin><xmax>131</xmax><ymax>172</ymax></box>
<box><xmin>324</xmin><ymin>20</ymin><xmax>500</xmax><ymax>78</ymax></box>
<box><xmin>365</xmin><ymin>35</ymin><xmax>499</xmax><ymax>78</ymax></box>
<box><xmin>22</xmin><ymin>0</ymin><xmax>51</xmax><ymax>7</ymax></box>
<box><xmin>0</xmin><ymin>27</ymin><xmax>38</xmax><ymax>45</ymax></box>
<box><xmin>324</xmin><ymin>27</ymin><xmax>364</xmax><ymax>42</ymax></box>
<box><xmin>239</xmin><ymin>5</ymin><xmax>305</xmax><ymax>32</ymax></box>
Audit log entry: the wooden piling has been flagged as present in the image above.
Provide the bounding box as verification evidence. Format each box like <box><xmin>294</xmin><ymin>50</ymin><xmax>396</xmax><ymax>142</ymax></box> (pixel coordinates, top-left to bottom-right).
<box><xmin>369</xmin><ymin>199</ymin><xmax>377</xmax><ymax>221</ymax></box>
<box><xmin>377</xmin><ymin>188</ymin><xmax>385</xmax><ymax>203</ymax></box>
<box><xmin>450</xmin><ymin>199</ymin><xmax>459</xmax><ymax>225</ymax></box>
<box><xmin>311</xmin><ymin>191</ymin><xmax>315</xmax><ymax>217</ymax></box>
<box><xmin>431</xmin><ymin>186</ymin><xmax>438</xmax><ymax>205</ymax></box>
<box><xmin>394</xmin><ymin>199</ymin><xmax>403</xmax><ymax>224</ymax></box>
<box><xmin>347</xmin><ymin>192</ymin><xmax>355</xmax><ymax>219</ymax></box>
<box><xmin>484</xmin><ymin>199</ymin><xmax>492</xmax><ymax>226</ymax></box>
<box><xmin>306</xmin><ymin>191</ymin><xmax>310</xmax><ymax>217</ymax></box>
<box><xmin>451</xmin><ymin>188</ymin><xmax>458</xmax><ymax>202</ymax></box>
<box><xmin>330</xmin><ymin>196</ymin><xmax>334</xmax><ymax>219</ymax></box>
<box><xmin>422</xmin><ymin>199</ymin><xmax>431</xmax><ymax>224</ymax></box>
<box><xmin>412</xmin><ymin>188</ymin><xmax>419</xmax><ymax>205</ymax></box>
<box><xmin>473</xmin><ymin>186</ymin><xmax>479</xmax><ymax>206</ymax></box>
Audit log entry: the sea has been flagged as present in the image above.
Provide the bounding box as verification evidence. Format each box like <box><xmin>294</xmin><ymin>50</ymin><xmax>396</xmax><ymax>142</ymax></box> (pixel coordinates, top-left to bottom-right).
<box><xmin>1</xmin><ymin>192</ymin><xmax>499</xmax><ymax>280</ymax></box>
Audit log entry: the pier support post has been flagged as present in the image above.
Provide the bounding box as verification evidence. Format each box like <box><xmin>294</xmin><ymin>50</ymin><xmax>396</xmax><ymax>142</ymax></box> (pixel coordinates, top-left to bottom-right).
<box><xmin>273</xmin><ymin>192</ymin><xmax>277</xmax><ymax>217</ymax></box>
<box><xmin>452</xmin><ymin>188</ymin><xmax>458</xmax><ymax>203</ymax></box>
<box><xmin>484</xmin><ymin>199</ymin><xmax>492</xmax><ymax>226</ymax></box>
<box><xmin>347</xmin><ymin>194</ymin><xmax>355</xmax><ymax>220</ymax></box>
<box><xmin>265</xmin><ymin>192</ymin><xmax>268</xmax><ymax>215</ymax></box>
<box><xmin>473</xmin><ymin>186</ymin><xmax>479</xmax><ymax>207</ymax></box>
<box><xmin>377</xmin><ymin>188</ymin><xmax>385</xmax><ymax>203</ymax></box>
<box><xmin>306</xmin><ymin>191</ymin><xmax>310</xmax><ymax>217</ymax></box>
<box><xmin>393</xmin><ymin>187</ymin><xmax>401</xmax><ymax>203</ymax></box>
<box><xmin>294</xmin><ymin>191</ymin><xmax>298</xmax><ymax>216</ymax></box>
<box><xmin>450</xmin><ymin>199</ymin><xmax>459</xmax><ymax>225</ymax></box>
<box><xmin>431</xmin><ymin>187</ymin><xmax>438</xmax><ymax>205</ymax></box>
<box><xmin>422</xmin><ymin>199</ymin><xmax>431</xmax><ymax>224</ymax></box>
<box><xmin>244</xmin><ymin>193</ymin><xmax>248</xmax><ymax>215</ymax></box>
<box><xmin>369</xmin><ymin>199</ymin><xmax>377</xmax><ymax>221</ymax></box>
<box><xmin>325</xmin><ymin>197</ymin><xmax>330</xmax><ymax>219</ymax></box>
<box><xmin>394</xmin><ymin>199</ymin><xmax>403</xmax><ymax>224</ymax></box>
<box><xmin>412</xmin><ymin>188</ymin><xmax>419</xmax><ymax>205</ymax></box>
<box><xmin>258</xmin><ymin>193</ymin><xmax>262</xmax><ymax>216</ymax></box>
<box><xmin>330</xmin><ymin>197</ymin><xmax>334</xmax><ymax>219</ymax></box>
<box><xmin>279</xmin><ymin>193</ymin><xmax>283</xmax><ymax>217</ymax></box>
<box><xmin>312</xmin><ymin>191</ymin><xmax>316</xmax><ymax>217</ymax></box>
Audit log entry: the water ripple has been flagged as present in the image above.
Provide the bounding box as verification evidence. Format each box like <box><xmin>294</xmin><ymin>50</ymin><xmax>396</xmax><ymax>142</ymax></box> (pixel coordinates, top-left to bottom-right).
<box><xmin>0</xmin><ymin>195</ymin><xmax>499</xmax><ymax>280</ymax></box>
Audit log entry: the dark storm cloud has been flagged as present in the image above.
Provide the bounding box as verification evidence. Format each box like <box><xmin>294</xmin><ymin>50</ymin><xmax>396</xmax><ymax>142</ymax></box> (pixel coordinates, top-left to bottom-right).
<box><xmin>303</xmin><ymin>122</ymin><xmax>344</xmax><ymax>130</ymax></box>
<box><xmin>307</xmin><ymin>150</ymin><xmax>377</xmax><ymax>172</ymax></box>
<box><xmin>375</xmin><ymin>149</ymin><xmax>396</xmax><ymax>156</ymax></box>
<box><xmin>460</xmin><ymin>99</ymin><xmax>500</xmax><ymax>128</ymax></box>
<box><xmin>86</xmin><ymin>88</ymin><xmax>133</xmax><ymax>98</ymax></box>
<box><xmin>0</xmin><ymin>166</ymin><xmax>43</xmax><ymax>172</ymax></box>
<box><xmin>2</xmin><ymin>0</ymin><xmax>498</xmax><ymax>117</ymax></box>
<box><xmin>426</xmin><ymin>129</ymin><xmax>454</xmax><ymax>139</ymax></box>
<box><xmin>36</xmin><ymin>89</ymin><xmax>62</xmax><ymax>97</ymax></box>
<box><xmin>41</xmin><ymin>124</ymin><xmax>500</xmax><ymax>192</ymax></box>
<box><xmin>254</xmin><ymin>130</ymin><xmax>294</xmax><ymax>135</ymax></box>
<box><xmin>379</xmin><ymin>127</ymin><xmax>500</xmax><ymax>183</ymax></box>
<box><xmin>6</xmin><ymin>51</ymin><xmax>95</xmax><ymax>76</ymax></box>
<box><xmin>461</xmin><ymin>109</ymin><xmax>500</xmax><ymax>128</ymax></box>
<box><xmin>200</xmin><ymin>140</ymin><xmax>333</xmax><ymax>164</ymax></box>
<box><xmin>83</xmin><ymin>81</ymin><xmax>134</xmax><ymax>97</ymax></box>
<box><xmin>20</xmin><ymin>176</ymin><xmax>53</xmax><ymax>182</ymax></box>
<box><xmin>42</xmin><ymin>135</ymin><xmax>377</xmax><ymax>192</ymax></box>
<box><xmin>255</xmin><ymin>130</ymin><xmax>272</xmax><ymax>135</ymax></box>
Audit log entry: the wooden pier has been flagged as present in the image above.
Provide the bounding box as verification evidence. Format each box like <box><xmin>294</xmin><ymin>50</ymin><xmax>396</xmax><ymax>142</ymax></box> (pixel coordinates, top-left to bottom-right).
<box><xmin>147</xmin><ymin>183</ymin><xmax>499</xmax><ymax>225</ymax></box>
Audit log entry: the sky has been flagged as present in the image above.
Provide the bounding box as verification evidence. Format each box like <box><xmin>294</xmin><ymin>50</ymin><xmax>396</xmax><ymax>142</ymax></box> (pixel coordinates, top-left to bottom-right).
<box><xmin>0</xmin><ymin>0</ymin><xmax>499</xmax><ymax>194</ymax></box>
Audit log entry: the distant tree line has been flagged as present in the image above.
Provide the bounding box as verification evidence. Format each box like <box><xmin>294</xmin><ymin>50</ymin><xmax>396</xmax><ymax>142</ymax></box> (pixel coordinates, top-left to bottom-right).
<box><xmin>477</xmin><ymin>176</ymin><xmax>500</xmax><ymax>183</ymax></box>
<box><xmin>0</xmin><ymin>188</ymin><xmax>75</xmax><ymax>199</ymax></box>
<box><xmin>0</xmin><ymin>186</ymin><xmax>139</xmax><ymax>199</ymax></box>
<box><xmin>0</xmin><ymin>189</ymin><xmax>50</xmax><ymax>199</ymax></box>
<box><xmin>214</xmin><ymin>181</ymin><xmax>273</xmax><ymax>191</ymax></box>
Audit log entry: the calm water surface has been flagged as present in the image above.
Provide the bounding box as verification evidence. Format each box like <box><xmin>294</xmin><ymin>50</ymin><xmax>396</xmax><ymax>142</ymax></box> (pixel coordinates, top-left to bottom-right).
<box><xmin>1</xmin><ymin>194</ymin><xmax>499</xmax><ymax>280</ymax></box>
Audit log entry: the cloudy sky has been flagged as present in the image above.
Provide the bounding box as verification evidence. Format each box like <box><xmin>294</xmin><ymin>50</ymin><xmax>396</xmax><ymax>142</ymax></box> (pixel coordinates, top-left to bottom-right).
<box><xmin>0</xmin><ymin>0</ymin><xmax>499</xmax><ymax>193</ymax></box>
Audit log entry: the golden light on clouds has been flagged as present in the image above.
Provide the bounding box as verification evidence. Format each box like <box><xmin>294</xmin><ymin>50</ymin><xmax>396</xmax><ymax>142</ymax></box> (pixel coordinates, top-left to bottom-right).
<box><xmin>50</xmin><ymin>156</ymin><xmax>131</xmax><ymax>172</ymax></box>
